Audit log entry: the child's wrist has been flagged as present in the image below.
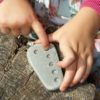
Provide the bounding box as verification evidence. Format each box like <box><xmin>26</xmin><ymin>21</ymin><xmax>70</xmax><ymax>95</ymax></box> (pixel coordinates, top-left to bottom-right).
<box><xmin>73</xmin><ymin>7</ymin><xmax>100</xmax><ymax>35</ymax></box>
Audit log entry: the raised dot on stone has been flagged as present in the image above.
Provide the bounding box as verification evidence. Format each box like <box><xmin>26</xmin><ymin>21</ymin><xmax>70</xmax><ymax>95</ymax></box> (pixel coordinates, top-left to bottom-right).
<box><xmin>34</xmin><ymin>49</ymin><xmax>38</xmax><ymax>54</ymax></box>
<box><xmin>52</xmin><ymin>70</ymin><xmax>58</xmax><ymax>74</ymax></box>
<box><xmin>54</xmin><ymin>77</ymin><xmax>59</xmax><ymax>82</ymax></box>
<box><xmin>47</xmin><ymin>54</ymin><xmax>50</xmax><ymax>58</ymax></box>
<box><xmin>49</xmin><ymin>62</ymin><xmax>53</xmax><ymax>66</ymax></box>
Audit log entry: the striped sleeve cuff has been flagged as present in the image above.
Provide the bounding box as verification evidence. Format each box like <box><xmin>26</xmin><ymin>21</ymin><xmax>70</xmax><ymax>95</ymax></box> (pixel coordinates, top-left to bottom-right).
<box><xmin>81</xmin><ymin>0</ymin><xmax>100</xmax><ymax>15</ymax></box>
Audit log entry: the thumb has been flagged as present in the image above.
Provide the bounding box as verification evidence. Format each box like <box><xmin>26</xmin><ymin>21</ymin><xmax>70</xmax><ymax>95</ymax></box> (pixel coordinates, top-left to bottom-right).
<box><xmin>58</xmin><ymin>45</ymin><xmax>76</xmax><ymax>68</ymax></box>
<box><xmin>32</xmin><ymin>18</ymin><xmax>49</xmax><ymax>49</ymax></box>
<box><xmin>48</xmin><ymin>33</ymin><xmax>58</xmax><ymax>42</ymax></box>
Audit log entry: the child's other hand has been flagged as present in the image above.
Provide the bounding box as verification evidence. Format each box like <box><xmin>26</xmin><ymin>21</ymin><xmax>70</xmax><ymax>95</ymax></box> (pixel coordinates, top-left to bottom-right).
<box><xmin>48</xmin><ymin>8</ymin><xmax>100</xmax><ymax>91</ymax></box>
<box><xmin>49</xmin><ymin>21</ymin><xmax>93</xmax><ymax>92</ymax></box>
<box><xmin>0</xmin><ymin>0</ymin><xmax>49</xmax><ymax>48</ymax></box>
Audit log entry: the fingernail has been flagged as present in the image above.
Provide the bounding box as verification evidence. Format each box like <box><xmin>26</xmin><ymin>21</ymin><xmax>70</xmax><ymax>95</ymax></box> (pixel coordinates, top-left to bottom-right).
<box><xmin>43</xmin><ymin>44</ymin><xmax>50</xmax><ymax>51</ymax></box>
<box><xmin>80</xmin><ymin>79</ymin><xmax>84</xmax><ymax>83</ymax></box>
<box><xmin>70</xmin><ymin>84</ymin><xmax>74</xmax><ymax>87</ymax></box>
<box><xmin>60</xmin><ymin>86</ymin><xmax>65</xmax><ymax>92</ymax></box>
<box><xmin>44</xmin><ymin>46</ymin><xmax>49</xmax><ymax>51</ymax></box>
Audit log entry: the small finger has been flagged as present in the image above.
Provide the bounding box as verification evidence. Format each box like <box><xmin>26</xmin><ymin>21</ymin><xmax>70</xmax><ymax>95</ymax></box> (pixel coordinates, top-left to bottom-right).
<box><xmin>71</xmin><ymin>56</ymin><xmax>86</xmax><ymax>86</ymax></box>
<box><xmin>58</xmin><ymin>46</ymin><xmax>76</xmax><ymax>68</ymax></box>
<box><xmin>48</xmin><ymin>33</ymin><xmax>58</xmax><ymax>42</ymax></box>
<box><xmin>81</xmin><ymin>55</ymin><xmax>93</xmax><ymax>83</ymax></box>
<box><xmin>32</xmin><ymin>19</ymin><xmax>49</xmax><ymax>49</ymax></box>
<box><xmin>35</xmin><ymin>33</ymin><xmax>57</xmax><ymax>44</ymax></box>
<box><xmin>60</xmin><ymin>62</ymin><xmax>77</xmax><ymax>92</ymax></box>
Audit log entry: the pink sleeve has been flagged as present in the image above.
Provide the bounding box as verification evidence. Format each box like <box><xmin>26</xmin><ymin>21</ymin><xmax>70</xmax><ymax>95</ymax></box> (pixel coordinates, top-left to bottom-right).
<box><xmin>0</xmin><ymin>0</ymin><xmax>3</xmax><ymax>3</ymax></box>
<box><xmin>81</xmin><ymin>0</ymin><xmax>100</xmax><ymax>15</ymax></box>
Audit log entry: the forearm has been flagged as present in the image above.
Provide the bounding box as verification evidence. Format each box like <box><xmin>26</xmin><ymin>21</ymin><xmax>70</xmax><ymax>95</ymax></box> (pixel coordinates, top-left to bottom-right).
<box><xmin>67</xmin><ymin>7</ymin><xmax>100</xmax><ymax>37</ymax></box>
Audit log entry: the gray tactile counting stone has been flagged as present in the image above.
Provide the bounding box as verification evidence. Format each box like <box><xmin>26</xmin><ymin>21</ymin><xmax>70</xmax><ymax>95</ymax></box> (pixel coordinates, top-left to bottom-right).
<box><xmin>27</xmin><ymin>43</ymin><xmax>63</xmax><ymax>91</ymax></box>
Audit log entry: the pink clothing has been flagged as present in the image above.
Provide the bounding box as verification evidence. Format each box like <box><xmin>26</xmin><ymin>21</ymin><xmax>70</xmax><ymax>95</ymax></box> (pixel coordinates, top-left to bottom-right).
<box><xmin>81</xmin><ymin>0</ymin><xmax>100</xmax><ymax>15</ymax></box>
<box><xmin>0</xmin><ymin>0</ymin><xmax>3</xmax><ymax>3</ymax></box>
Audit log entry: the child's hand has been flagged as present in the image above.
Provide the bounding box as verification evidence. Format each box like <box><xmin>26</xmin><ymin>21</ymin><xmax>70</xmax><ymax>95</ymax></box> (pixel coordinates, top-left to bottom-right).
<box><xmin>48</xmin><ymin>7</ymin><xmax>100</xmax><ymax>91</ymax></box>
<box><xmin>0</xmin><ymin>0</ymin><xmax>49</xmax><ymax>48</ymax></box>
